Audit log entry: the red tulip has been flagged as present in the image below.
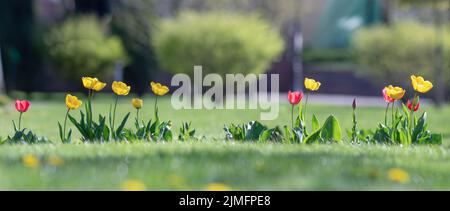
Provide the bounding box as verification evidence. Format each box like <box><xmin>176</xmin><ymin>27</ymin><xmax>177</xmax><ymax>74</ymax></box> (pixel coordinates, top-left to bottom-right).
<box><xmin>407</xmin><ymin>99</ymin><xmax>420</xmax><ymax>111</ymax></box>
<box><xmin>288</xmin><ymin>91</ymin><xmax>303</xmax><ymax>105</ymax></box>
<box><xmin>15</xmin><ymin>100</ymin><xmax>30</xmax><ymax>113</ymax></box>
<box><xmin>382</xmin><ymin>88</ymin><xmax>395</xmax><ymax>103</ymax></box>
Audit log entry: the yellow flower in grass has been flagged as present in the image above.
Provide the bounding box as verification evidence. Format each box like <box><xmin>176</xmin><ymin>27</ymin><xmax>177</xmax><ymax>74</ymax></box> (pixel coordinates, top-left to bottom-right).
<box><xmin>151</xmin><ymin>82</ymin><xmax>169</xmax><ymax>96</ymax></box>
<box><xmin>82</xmin><ymin>77</ymin><xmax>106</xmax><ymax>92</ymax></box>
<box><xmin>22</xmin><ymin>154</ymin><xmax>39</xmax><ymax>168</ymax></box>
<box><xmin>411</xmin><ymin>75</ymin><xmax>433</xmax><ymax>93</ymax></box>
<box><xmin>388</xmin><ymin>168</ymin><xmax>410</xmax><ymax>184</ymax></box>
<box><xmin>65</xmin><ymin>94</ymin><xmax>82</xmax><ymax>110</ymax></box>
<box><xmin>47</xmin><ymin>155</ymin><xmax>64</xmax><ymax>167</ymax></box>
<box><xmin>112</xmin><ymin>81</ymin><xmax>131</xmax><ymax>96</ymax></box>
<box><xmin>204</xmin><ymin>183</ymin><xmax>231</xmax><ymax>191</ymax></box>
<box><xmin>304</xmin><ymin>78</ymin><xmax>321</xmax><ymax>91</ymax></box>
<box><xmin>132</xmin><ymin>98</ymin><xmax>143</xmax><ymax>109</ymax></box>
<box><xmin>121</xmin><ymin>180</ymin><xmax>147</xmax><ymax>191</ymax></box>
<box><xmin>384</xmin><ymin>85</ymin><xmax>406</xmax><ymax>100</ymax></box>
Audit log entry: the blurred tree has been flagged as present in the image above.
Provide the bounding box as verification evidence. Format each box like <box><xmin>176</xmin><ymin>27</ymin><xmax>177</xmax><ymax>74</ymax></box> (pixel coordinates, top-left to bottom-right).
<box><xmin>0</xmin><ymin>0</ymin><xmax>40</xmax><ymax>95</ymax></box>
<box><xmin>153</xmin><ymin>12</ymin><xmax>284</xmax><ymax>76</ymax></box>
<box><xmin>0</xmin><ymin>46</ymin><xmax>5</xmax><ymax>94</ymax></box>
<box><xmin>74</xmin><ymin>0</ymin><xmax>110</xmax><ymax>16</ymax></box>
<box><xmin>73</xmin><ymin>0</ymin><xmax>158</xmax><ymax>95</ymax></box>
<box><xmin>110</xmin><ymin>0</ymin><xmax>158</xmax><ymax>96</ymax></box>
<box><xmin>42</xmin><ymin>16</ymin><xmax>128</xmax><ymax>82</ymax></box>
<box><xmin>399</xmin><ymin>0</ymin><xmax>449</xmax><ymax>104</ymax></box>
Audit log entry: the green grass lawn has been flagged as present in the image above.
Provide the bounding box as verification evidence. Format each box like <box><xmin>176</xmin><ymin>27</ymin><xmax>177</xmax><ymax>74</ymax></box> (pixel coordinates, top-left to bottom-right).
<box><xmin>0</xmin><ymin>96</ymin><xmax>449</xmax><ymax>190</ymax></box>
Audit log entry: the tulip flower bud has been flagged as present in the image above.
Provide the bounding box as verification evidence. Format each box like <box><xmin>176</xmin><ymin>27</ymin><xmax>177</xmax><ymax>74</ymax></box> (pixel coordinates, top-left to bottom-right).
<box><xmin>352</xmin><ymin>98</ymin><xmax>356</xmax><ymax>110</ymax></box>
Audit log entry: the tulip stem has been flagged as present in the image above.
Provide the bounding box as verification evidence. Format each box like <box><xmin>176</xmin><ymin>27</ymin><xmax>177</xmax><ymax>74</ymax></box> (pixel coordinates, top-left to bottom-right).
<box><xmin>18</xmin><ymin>112</ymin><xmax>23</xmax><ymax>131</ymax></box>
<box><xmin>304</xmin><ymin>92</ymin><xmax>310</xmax><ymax>122</ymax></box>
<box><xmin>63</xmin><ymin>108</ymin><xmax>70</xmax><ymax>141</ymax></box>
<box><xmin>112</xmin><ymin>95</ymin><xmax>119</xmax><ymax>135</ymax></box>
<box><xmin>384</xmin><ymin>103</ymin><xmax>390</xmax><ymax>126</ymax></box>
<box><xmin>291</xmin><ymin>105</ymin><xmax>294</xmax><ymax>129</ymax></box>
<box><xmin>391</xmin><ymin>102</ymin><xmax>395</xmax><ymax>142</ymax></box>
<box><xmin>88</xmin><ymin>89</ymin><xmax>92</xmax><ymax>129</ymax></box>
<box><xmin>410</xmin><ymin>93</ymin><xmax>418</xmax><ymax>137</ymax></box>
<box><xmin>391</xmin><ymin>102</ymin><xmax>395</xmax><ymax>128</ymax></box>
<box><xmin>136</xmin><ymin>109</ymin><xmax>140</xmax><ymax>123</ymax></box>
<box><xmin>154</xmin><ymin>96</ymin><xmax>159</xmax><ymax>120</ymax></box>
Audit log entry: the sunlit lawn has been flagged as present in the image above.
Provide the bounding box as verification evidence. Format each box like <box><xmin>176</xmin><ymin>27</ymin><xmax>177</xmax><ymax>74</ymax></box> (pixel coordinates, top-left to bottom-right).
<box><xmin>0</xmin><ymin>95</ymin><xmax>449</xmax><ymax>190</ymax></box>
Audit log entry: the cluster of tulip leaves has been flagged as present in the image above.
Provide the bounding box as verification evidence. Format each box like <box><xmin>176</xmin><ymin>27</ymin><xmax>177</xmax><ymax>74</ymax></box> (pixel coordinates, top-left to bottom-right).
<box><xmin>123</xmin><ymin>109</ymin><xmax>173</xmax><ymax>142</ymax></box>
<box><xmin>68</xmin><ymin>111</ymin><xmax>110</xmax><ymax>142</ymax></box>
<box><xmin>178</xmin><ymin>122</ymin><xmax>197</xmax><ymax>141</ymax></box>
<box><xmin>108</xmin><ymin>111</ymin><xmax>131</xmax><ymax>141</ymax></box>
<box><xmin>349</xmin><ymin>104</ymin><xmax>442</xmax><ymax>145</ymax></box>
<box><xmin>223</xmin><ymin>115</ymin><xmax>342</xmax><ymax>144</ymax></box>
<box><xmin>224</xmin><ymin>121</ymin><xmax>284</xmax><ymax>142</ymax></box>
<box><xmin>58</xmin><ymin>122</ymin><xmax>72</xmax><ymax>144</ymax></box>
<box><xmin>1</xmin><ymin>121</ymin><xmax>49</xmax><ymax>144</ymax></box>
<box><xmin>288</xmin><ymin>115</ymin><xmax>342</xmax><ymax>144</ymax></box>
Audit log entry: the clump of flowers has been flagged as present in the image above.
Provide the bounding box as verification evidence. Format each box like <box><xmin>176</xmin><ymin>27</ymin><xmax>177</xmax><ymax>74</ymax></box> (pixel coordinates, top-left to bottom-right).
<box><xmin>109</xmin><ymin>81</ymin><xmax>131</xmax><ymax>140</ymax></box>
<box><xmin>69</xmin><ymin>77</ymin><xmax>110</xmax><ymax>142</ymax></box>
<box><xmin>123</xmin><ymin>82</ymin><xmax>175</xmax><ymax>142</ymax></box>
<box><xmin>58</xmin><ymin>94</ymin><xmax>82</xmax><ymax>143</ymax></box>
<box><xmin>287</xmin><ymin>78</ymin><xmax>342</xmax><ymax>144</ymax></box>
<box><xmin>224</xmin><ymin>77</ymin><xmax>342</xmax><ymax>144</ymax></box>
<box><xmin>354</xmin><ymin>75</ymin><xmax>441</xmax><ymax>145</ymax></box>
<box><xmin>2</xmin><ymin>100</ymin><xmax>49</xmax><ymax>144</ymax></box>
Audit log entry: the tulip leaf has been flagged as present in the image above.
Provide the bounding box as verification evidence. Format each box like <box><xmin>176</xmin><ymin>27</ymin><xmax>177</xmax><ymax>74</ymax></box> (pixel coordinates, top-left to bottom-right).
<box><xmin>58</xmin><ymin>122</ymin><xmax>63</xmax><ymax>143</ymax></box>
<box><xmin>429</xmin><ymin>133</ymin><xmax>443</xmax><ymax>145</ymax></box>
<box><xmin>304</xmin><ymin>129</ymin><xmax>321</xmax><ymax>144</ymax></box>
<box><xmin>320</xmin><ymin>115</ymin><xmax>342</xmax><ymax>143</ymax></box>
<box><xmin>312</xmin><ymin>115</ymin><xmax>320</xmax><ymax>132</ymax></box>
<box><xmin>116</xmin><ymin>112</ymin><xmax>131</xmax><ymax>138</ymax></box>
<box><xmin>292</xmin><ymin>127</ymin><xmax>304</xmax><ymax>144</ymax></box>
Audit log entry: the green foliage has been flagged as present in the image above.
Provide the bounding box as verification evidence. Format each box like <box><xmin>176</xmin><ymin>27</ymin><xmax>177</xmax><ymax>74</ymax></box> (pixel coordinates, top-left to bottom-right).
<box><xmin>303</xmin><ymin>115</ymin><xmax>343</xmax><ymax>144</ymax></box>
<box><xmin>43</xmin><ymin>15</ymin><xmax>128</xmax><ymax>80</ymax></box>
<box><xmin>178</xmin><ymin>122</ymin><xmax>196</xmax><ymax>141</ymax></box>
<box><xmin>2</xmin><ymin>121</ymin><xmax>49</xmax><ymax>144</ymax></box>
<box><xmin>153</xmin><ymin>12</ymin><xmax>284</xmax><ymax>76</ymax></box>
<box><xmin>224</xmin><ymin>121</ymin><xmax>283</xmax><ymax>142</ymax></box>
<box><xmin>355</xmin><ymin>104</ymin><xmax>442</xmax><ymax>145</ymax></box>
<box><xmin>68</xmin><ymin>111</ymin><xmax>110</xmax><ymax>143</ymax></box>
<box><xmin>353</xmin><ymin>21</ymin><xmax>450</xmax><ymax>86</ymax></box>
<box><xmin>0</xmin><ymin>95</ymin><xmax>10</xmax><ymax>107</ymax></box>
<box><xmin>123</xmin><ymin>109</ymin><xmax>173</xmax><ymax>142</ymax></box>
<box><xmin>58</xmin><ymin>122</ymin><xmax>72</xmax><ymax>144</ymax></box>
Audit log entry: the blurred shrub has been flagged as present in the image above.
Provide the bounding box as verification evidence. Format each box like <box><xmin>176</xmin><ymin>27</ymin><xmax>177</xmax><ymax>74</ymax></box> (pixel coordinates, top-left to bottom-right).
<box><xmin>353</xmin><ymin>21</ymin><xmax>450</xmax><ymax>87</ymax></box>
<box><xmin>0</xmin><ymin>95</ymin><xmax>10</xmax><ymax>107</ymax></box>
<box><xmin>153</xmin><ymin>12</ymin><xmax>284</xmax><ymax>76</ymax></box>
<box><xmin>43</xmin><ymin>16</ymin><xmax>128</xmax><ymax>80</ymax></box>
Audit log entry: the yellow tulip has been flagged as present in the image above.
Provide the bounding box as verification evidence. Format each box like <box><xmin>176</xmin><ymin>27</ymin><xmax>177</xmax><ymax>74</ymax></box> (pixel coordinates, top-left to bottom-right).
<box><xmin>82</xmin><ymin>77</ymin><xmax>106</xmax><ymax>92</ymax></box>
<box><xmin>150</xmin><ymin>82</ymin><xmax>170</xmax><ymax>96</ymax></box>
<box><xmin>304</xmin><ymin>78</ymin><xmax>321</xmax><ymax>91</ymax></box>
<box><xmin>65</xmin><ymin>94</ymin><xmax>82</xmax><ymax>110</ymax></box>
<box><xmin>92</xmin><ymin>81</ymin><xmax>107</xmax><ymax>92</ymax></box>
<box><xmin>112</xmin><ymin>81</ymin><xmax>131</xmax><ymax>96</ymax></box>
<box><xmin>411</xmin><ymin>75</ymin><xmax>433</xmax><ymax>93</ymax></box>
<box><xmin>385</xmin><ymin>85</ymin><xmax>405</xmax><ymax>100</ymax></box>
<box><xmin>132</xmin><ymin>98</ymin><xmax>143</xmax><ymax>109</ymax></box>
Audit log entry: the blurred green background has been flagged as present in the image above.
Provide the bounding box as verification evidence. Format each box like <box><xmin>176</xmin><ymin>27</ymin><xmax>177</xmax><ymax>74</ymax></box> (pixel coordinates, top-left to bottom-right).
<box><xmin>1</xmin><ymin>0</ymin><xmax>450</xmax><ymax>103</ymax></box>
